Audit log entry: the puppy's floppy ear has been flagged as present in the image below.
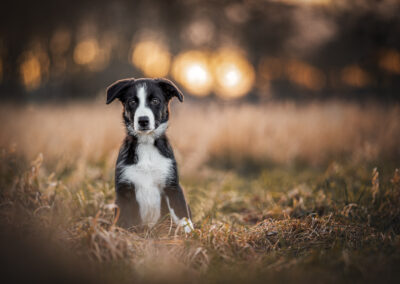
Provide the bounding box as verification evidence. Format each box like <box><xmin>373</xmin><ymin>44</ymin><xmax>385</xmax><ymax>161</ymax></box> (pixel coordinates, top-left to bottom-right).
<box><xmin>106</xmin><ymin>78</ymin><xmax>134</xmax><ymax>104</ymax></box>
<box><xmin>155</xmin><ymin>78</ymin><xmax>184</xmax><ymax>103</ymax></box>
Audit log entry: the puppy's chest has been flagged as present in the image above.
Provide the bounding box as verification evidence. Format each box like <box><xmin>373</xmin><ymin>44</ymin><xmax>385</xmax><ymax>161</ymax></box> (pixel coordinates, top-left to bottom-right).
<box><xmin>121</xmin><ymin>144</ymin><xmax>172</xmax><ymax>225</ymax></box>
<box><xmin>121</xmin><ymin>144</ymin><xmax>172</xmax><ymax>189</ymax></box>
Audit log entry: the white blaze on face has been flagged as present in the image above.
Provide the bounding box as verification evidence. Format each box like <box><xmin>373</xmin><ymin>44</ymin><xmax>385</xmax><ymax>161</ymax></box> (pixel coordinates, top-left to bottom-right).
<box><xmin>134</xmin><ymin>85</ymin><xmax>155</xmax><ymax>132</ymax></box>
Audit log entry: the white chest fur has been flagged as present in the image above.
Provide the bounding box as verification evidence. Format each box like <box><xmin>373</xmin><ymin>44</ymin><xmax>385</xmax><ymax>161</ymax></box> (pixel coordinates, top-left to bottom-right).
<box><xmin>120</xmin><ymin>142</ymin><xmax>173</xmax><ymax>226</ymax></box>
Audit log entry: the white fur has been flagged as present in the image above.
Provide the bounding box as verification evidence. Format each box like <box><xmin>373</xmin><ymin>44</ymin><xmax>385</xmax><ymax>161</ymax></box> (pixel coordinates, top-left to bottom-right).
<box><xmin>120</xmin><ymin>138</ymin><xmax>172</xmax><ymax>227</ymax></box>
<box><xmin>120</xmin><ymin>88</ymin><xmax>192</xmax><ymax>230</ymax></box>
<box><xmin>134</xmin><ymin>85</ymin><xmax>155</xmax><ymax>132</ymax></box>
<box><xmin>166</xmin><ymin>197</ymin><xmax>194</xmax><ymax>233</ymax></box>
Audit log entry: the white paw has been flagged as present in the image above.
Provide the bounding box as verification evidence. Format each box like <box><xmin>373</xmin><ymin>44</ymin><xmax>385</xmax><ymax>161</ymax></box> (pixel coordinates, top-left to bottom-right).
<box><xmin>178</xmin><ymin>218</ymin><xmax>194</xmax><ymax>233</ymax></box>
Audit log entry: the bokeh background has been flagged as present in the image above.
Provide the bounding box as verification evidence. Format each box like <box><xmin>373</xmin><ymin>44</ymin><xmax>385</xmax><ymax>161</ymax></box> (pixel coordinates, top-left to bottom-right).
<box><xmin>1</xmin><ymin>0</ymin><xmax>400</xmax><ymax>174</ymax></box>
<box><xmin>1</xmin><ymin>0</ymin><xmax>400</xmax><ymax>102</ymax></box>
<box><xmin>1</xmin><ymin>1</ymin><xmax>400</xmax><ymax>284</ymax></box>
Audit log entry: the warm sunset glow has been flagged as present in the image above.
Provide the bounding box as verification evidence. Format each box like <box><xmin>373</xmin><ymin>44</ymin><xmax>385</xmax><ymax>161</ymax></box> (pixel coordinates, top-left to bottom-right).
<box><xmin>341</xmin><ymin>65</ymin><xmax>370</xmax><ymax>87</ymax></box>
<box><xmin>50</xmin><ymin>28</ymin><xmax>71</xmax><ymax>55</ymax></box>
<box><xmin>211</xmin><ymin>48</ymin><xmax>255</xmax><ymax>99</ymax></box>
<box><xmin>73</xmin><ymin>38</ymin><xmax>99</xmax><ymax>65</ymax></box>
<box><xmin>20</xmin><ymin>52</ymin><xmax>42</xmax><ymax>90</ymax></box>
<box><xmin>258</xmin><ymin>57</ymin><xmax>285</xmax><ymax>81</ymax></box>
<box><xmin>277</xmin><ymin>0</ymin><xmax>332</xmax><ymax>5</ymax></box>
<box><xmin>131</xmin><ymin>40</ymin><xmax>171</xmax><ymax>77</ymax></box>
<box><xmin>286</xmin><ymin>60</ymin><xmax>326</xmax><ymax>91</ymax></box>
<box><xmin>187</xmin><ymin>64</ymin><xmax>209</xmax><ymax>85</ymax></box>
<box><xmin>73</xmin><ymin>37</ymin><xmax>111</xmax><ymax>72</ymax></box>
<box><xmin>379</xmin><ymin>49</ymin><xmax>400</xmax><ymax>74</ymax></box>
<box><xmin>0</xmin><ymin>58</ymin><xmax>3</xmax><ymax>83</ymax></box>
<box><xmin>183</xmin><ymin>19</ymin><xmax>215</xmax><ymax>46</ymax></box>
<box><xmin>172</xmin><ymin>50</ymin><xmax>213</xmax><ymax>96</ymax></box>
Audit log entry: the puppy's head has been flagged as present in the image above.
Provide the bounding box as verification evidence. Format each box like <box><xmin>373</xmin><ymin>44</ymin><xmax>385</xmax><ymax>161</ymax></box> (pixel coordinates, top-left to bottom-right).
<box><xmin>106</xmin><ymin>78</ymin><xmax>183</xmax><ymax>137</ymax></box>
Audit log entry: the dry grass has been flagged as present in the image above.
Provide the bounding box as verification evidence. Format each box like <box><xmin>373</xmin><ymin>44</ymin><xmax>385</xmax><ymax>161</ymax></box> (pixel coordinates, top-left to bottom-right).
<box><xmin>0</xmin><ymin>101</ymin><xmax>400</xmax><ymax>283</ymax></box>
<box><xmin>1</xmin><ymin>101</ymin><xmax>399</xmax><ymax>173</ymax></box>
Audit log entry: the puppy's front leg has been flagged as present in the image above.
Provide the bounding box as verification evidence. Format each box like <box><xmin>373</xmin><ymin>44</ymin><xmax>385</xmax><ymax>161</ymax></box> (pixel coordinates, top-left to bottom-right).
<box><xmin>115</xmin><ymin>182</ymin><xmax>141</xmax><ymax>229</ymax></box>
<box><xmin>164</xmin><ymin>185</ymin><xmax>193</xmax><ymax>233</ymax></box>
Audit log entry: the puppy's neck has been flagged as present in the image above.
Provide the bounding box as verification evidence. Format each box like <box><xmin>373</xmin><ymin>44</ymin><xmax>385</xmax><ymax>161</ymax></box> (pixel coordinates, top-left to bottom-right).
<box><xmin>137</xmin><ymin>135</ymin><xmax>156</xmax><ymax>145</ymax></box>
<box><xmin>131</xmin><ymin>122</ymin><xmax>169</xmax><ymax>145</ymax></box>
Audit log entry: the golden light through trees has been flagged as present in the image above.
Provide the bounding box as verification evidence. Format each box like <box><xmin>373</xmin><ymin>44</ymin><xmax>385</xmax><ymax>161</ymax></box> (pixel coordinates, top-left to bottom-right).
<box><xmin>131</xmin><ymin>40</ymin><xmax>171</xmax><ymax>78</ymax></box>
<box><xmin>286</xmin><ymin>60</ymin><xmax>326</xmax><ymax>91</ymax></box>
<box><xmin>50</xmin><ymin>29</ymin><xmax>71</xmax><ymax>56</ymax></box>
<box><xmin>279</xmin><ymin>0</ymin><xmax>332</xmax><ymax>5</ymax></box>
<box><xmin>172</xmin><ymin>48</ymin><xmax>255</xmax><ymax>98</ymax></box>
<box><xmin>19</xmin><ymin>38</ymin><xmax>400</xmax><ymax>95</ymax></box>
<box><xmin>15</xmin><ymin>27</ymin><xmax>400</xmax><ymax>97</ymax></box>
<box><xmin>19</xmin><ymin>44</ymin><xmax>50</xmax><ymax>91</ymax></box>
<box><xmin>20</xmin><ymin>52</ymin><xmax>42</xmax><ymax>90</ymax></box>
<box><xmin>0</xmin><ymin>58</ymin><xmax>3</xmax><ymax>83</ymax></box>
<box><xmin>341</xmin><ymin>65</ymin><xmax>370</xmax><ymax>88</ymax></box>
<box><xmin>74</xmin><ymin>38</ymin><xmax>99</xmax><ymax>65</ymax></box>
<box><xmin>379</xmin><ymin>49</ymin><xmax>400</xmax><ymax>74</ymax></box>
<box><xmin>18</xmin><ymin>35</ymin><xmax>258</xmax><ymax>97</ymax></box>
<box><xmin>172</xmin><ymin>51</ymin><xmax>213</xmax><ymax>97</ymax></box>
<box><xmin>211</xmin><ymin>48</ymin><xmax>255</xmax><ymax>99</ymax></box>
<box><xmin>73</xmin><ymin>37</ymin><xmax>112</xmax><ymax>72</ymax></box>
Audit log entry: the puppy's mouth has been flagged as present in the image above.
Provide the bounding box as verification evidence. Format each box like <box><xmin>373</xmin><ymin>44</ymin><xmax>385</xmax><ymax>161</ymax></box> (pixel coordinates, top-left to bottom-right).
<box><xmin>137</xmin><ymin>126</ymin><xmax>151</xmax><ymax>132</ymax></box>
<box><xmin>129</xmin><ymin>122</ymin><xmax>166</xmax><ymax>137</ymax></box>
<box><xmin>135</xmin><ymin>127</ymin><xmax>154</xmax><ymax>134</ymax></box>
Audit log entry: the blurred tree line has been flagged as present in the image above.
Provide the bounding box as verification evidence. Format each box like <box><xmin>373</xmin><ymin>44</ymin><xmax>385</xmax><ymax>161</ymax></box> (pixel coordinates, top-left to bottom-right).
<box><xmin>0</xmin><ymin>0</ymin><xmax>400</xmax><ymax>102</ymax></box>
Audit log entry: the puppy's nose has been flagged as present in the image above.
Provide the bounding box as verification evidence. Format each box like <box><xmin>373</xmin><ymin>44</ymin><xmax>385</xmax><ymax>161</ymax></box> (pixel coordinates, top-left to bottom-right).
<box><xmin>138</xmin><ymin>116</ymin><xmax>150</xmax><ymax>128</ymax></box>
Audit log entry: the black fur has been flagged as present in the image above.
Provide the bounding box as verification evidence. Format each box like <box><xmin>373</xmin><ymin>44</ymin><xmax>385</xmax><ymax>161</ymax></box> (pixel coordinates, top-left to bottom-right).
<box><xmin>107</xmin><ymin>78</ymin><xmax>191</xmax><ymax>230</ymax></box>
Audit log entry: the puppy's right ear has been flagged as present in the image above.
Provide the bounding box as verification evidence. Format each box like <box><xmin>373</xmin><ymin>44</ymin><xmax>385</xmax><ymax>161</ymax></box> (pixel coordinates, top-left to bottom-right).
<box><xmin>106</xmin><ymin>78</ymin><xmax>134</xmax><ymax>104</ymax></box>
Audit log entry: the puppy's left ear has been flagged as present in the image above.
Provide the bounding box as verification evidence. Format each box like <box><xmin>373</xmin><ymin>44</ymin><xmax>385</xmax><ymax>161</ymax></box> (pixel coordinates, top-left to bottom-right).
<box><xmin>106</xmin><ymin>78</ymin><xmax>134</xmax><ymax>104</ymax></box>
<box><xmin>155</xmin><ymin>78</ymin><xmax>184</xmax><ymax>103</ymax></box>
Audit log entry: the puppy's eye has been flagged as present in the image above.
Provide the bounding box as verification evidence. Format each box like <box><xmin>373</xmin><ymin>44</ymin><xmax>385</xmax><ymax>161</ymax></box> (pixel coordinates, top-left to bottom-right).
<box><xmin>151</xmin><ymin>98</ymin><xmax>160</xmax><ymax>105</ymax></box>
<box><xmin>128</xmin><ymin>100</ymin><xmax>137</xmax><ymax>107</ymax></box>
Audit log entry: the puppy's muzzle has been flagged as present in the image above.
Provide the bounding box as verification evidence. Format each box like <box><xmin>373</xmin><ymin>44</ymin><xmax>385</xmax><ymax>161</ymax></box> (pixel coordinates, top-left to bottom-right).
<box><xmin>138</xmin><ymin>116</ymin><xmax>150</xmax><ymax>130</ymax></box>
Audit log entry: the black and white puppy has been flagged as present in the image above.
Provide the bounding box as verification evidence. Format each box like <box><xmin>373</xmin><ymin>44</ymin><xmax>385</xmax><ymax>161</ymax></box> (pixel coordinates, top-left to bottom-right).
<box><xmin>106</xmin><ymin>78</ymin><xmax>193</xmax><ymax>232</ymax></box>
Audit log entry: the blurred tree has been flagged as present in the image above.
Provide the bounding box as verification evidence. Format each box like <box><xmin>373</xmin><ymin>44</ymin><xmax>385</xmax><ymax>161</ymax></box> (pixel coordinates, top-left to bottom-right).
<box><xmin>0</xmin><ymin>0</ymin><xmax>399</xmax><ymax>101</ymax></box>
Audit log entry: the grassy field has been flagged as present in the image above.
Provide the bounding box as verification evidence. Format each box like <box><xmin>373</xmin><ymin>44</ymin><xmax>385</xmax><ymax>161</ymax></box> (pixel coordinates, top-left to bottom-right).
<box><xmin>0</xmin><ymin>101</ymin><xmax>399</xmax><ymax>283</ymax></box>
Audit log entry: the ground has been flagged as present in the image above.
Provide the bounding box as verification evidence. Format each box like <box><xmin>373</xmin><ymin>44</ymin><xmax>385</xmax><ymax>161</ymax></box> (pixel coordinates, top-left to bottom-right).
<box><xmin>0</xmin><ymin>101</ymin><xmax>399</xmax><ymax>283</ymax></box>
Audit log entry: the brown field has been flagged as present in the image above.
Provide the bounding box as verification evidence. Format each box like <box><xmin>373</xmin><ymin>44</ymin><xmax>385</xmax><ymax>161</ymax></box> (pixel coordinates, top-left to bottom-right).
<box><xmin>1</xmin><ymin>101</ymin><xmax>399</xmax><ymax>171</ymax></box>
<box><xmin>0</xmin><ymin>101</ymin><xmax>400</xmax><ymax>283</ymax></box>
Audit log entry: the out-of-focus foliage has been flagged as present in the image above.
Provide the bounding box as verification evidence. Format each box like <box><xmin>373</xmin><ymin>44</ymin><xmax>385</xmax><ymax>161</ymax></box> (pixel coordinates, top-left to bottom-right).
<box><xmin>1</xmin><ymin>0</ymin><xmax>400</xmax><ymax>101</ymax></box>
